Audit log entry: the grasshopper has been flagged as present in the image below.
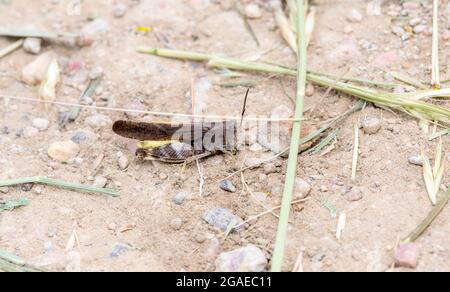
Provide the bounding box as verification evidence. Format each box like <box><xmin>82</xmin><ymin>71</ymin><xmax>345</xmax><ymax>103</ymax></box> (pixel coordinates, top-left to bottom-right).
<box><xmin>113</xmin><ymin>120</ymin><xmax>238</xmax><ymax>164</ymax></box>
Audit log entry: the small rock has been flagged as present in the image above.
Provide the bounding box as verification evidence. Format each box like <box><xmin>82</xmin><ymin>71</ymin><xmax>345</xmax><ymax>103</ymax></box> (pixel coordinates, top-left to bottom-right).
<box><xmin>409</xmin><ymin>17</ymin><xmax>422</xmax><ymax>26</ymax></box>
<box><xmin>249</xmin><ymin>143</ymin><xmax>264</xmax><ymax>152</ymax></box>
<box><xmin>394</xmin><ymin>243</ymin><xmax>420</xmax><ymax>269</ymax></box>
<box><xmin>113</xmin><ymin>4</ymin><xmax>127</xmax><ymax>18</ymax></box>
<box><xmin>347</xmin><ymin>9</ymin><xmax>363</xmax><ymax>23</ymax></box>
<box><xmin>71</xmin><ymin>130</ymin><xmax>97</xmax><ymax>144</ymax></box>
<box><xmin>173</xmin><ymin>192</ymin><xmax>187</xmax><ymax>205</ymax></box>
<box><xmin>392</xmin><ymin>26</ymin><xmax>406</xmax><ymax>37</ymax></box>
<box><xmin>88</xmin><ymin>67</ymin><xmax>104</xmax><ymax>80</ymax></box>
<box><xmin>48</xmin><ymin>141</ymin><xmax>80</xmax><ymax>163</ymax></box>
<box><xmin>271</xmin><ymin>105</ymin><xmax>294</xmax><ymax>119</ymax></box>
<box><xmin>220</xmin><ymin>180</ymin><xmax>237</xmax><ymax>193</ymax></box>
<box><xmin>23</xmin><ymin>126</ymin><xmax>39</xmax><ymax>138</ymax></box>
<box><xmin>118</xmin><ymin>155</ymin><xmax>129</xmax><ymax>170</ymax></box>
<box><xmin>203</xmin><ymin>208</ymin><xmax>244</xmax><ymax>231</ymax></box>
<box><xmin>306</xmin><ymin>83</ymin><xmax>315</xmax><ymax>97</ymax></box>
<box><xmin>413</xmin><ymin>24</ymin><xmax>427</xmax><ymax>34</ymax></box>
<box><xmin>206</xmin><ymin>238</ymin><xmax>221</xmax><ymax>260</ymax></box>
<box><xmin>108</xmin><ymin>222</ymin><xmax>117</xmax><ymax>231</ymax></box>
<box><xmin>263</xmin><ymin>163</ymin><xmax>279</xmax><ymax>175</ymax></box>
<box><xmin>0</xmin><ymin>187</ymin><xmax>9</xmax><ymax>194</ymax></box>
<box><xmin>408</xmin><ymin>155</ymin><xmax>423</xmax><ymax>166</ymax></box>
<box><xmin>245</xmin><ymin>4</ymin><xmax>262</xmax><ymax>19</ymax></box>
<box><xmin>33</xmin><ymin>186</ymin><xmax>44</xmax><ymax>195</ymax></box>
<box><xmin>215</xmin><ymin>245</ymin><xmax>267</xmax><ymax>272</ymax></box>
<box><xmin>362</xmin><ymin>116</ymin><xmax>382</xmax><ymax>134</ymax></box>
<box><xmin>32</xmin><ymin>118</ymin><xmax>50</xmax><ymax>131</ymax></box>
<box><xmin>159</xmin><ymin>173</ymin><xmax>168</xmax><ymax>180</ymax></box>
<box><xmin>170</xmin><ymin>218</ymin><xmax>183</xmax><ymax>230</ymax></box>
<box><xmin>22</xmin><ymin>52</ymin><xmax>55</xmax><ymax>85</ymax></box>
<box><xmin>85</xmin><ymin>114</ymin><xmax>112</xmax><ymax>128</ymax></box>
<box><xmin>194</xmin><ymin>233</ymin><xmax>208</xmax><ymax>244</ymax></box>
<box><xmin>345</xmin><ymin>188</ymin><xmax>363</xmax><ymax>202</ymax></box>
<box><xmin>23</xmin><ymin>37</ymin><xmax>42</xmax><ymax>55</ymax></box>
<box><xmin>294</xmin><ymin>178</ymin><xmax>311</xmax><ymax>199</ymax></box>
<box><xmin>110</xmin><ymin>243</ymin><xmax>129</xmax><ymax>258</ymax></box>
<box><xmin>93</xmin><ymin>177</ymin><xmax>108</xmax><ymax>188</ymax></box>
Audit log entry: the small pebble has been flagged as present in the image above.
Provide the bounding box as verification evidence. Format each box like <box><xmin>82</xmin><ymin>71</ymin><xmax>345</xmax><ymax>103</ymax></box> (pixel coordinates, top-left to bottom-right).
<box><xmin>170</xmin><ymin>218</ymin><xmax>183</xmax><ymax>230</ymax></box>
<box><xmin>85</xmin><ymin>114</ymin><xmax>112</xmax><ymax>128</ymax></box>
<box><xmin>345</xmin><ymin>188</ymin><xmax>363</xmax><ymax>202</ymax></box>
<box><xmin>108</xmin><ymin>222</ymin><xmax>117</xmax><ymax>231</ymax></box>
<box><xmin>48</xmin><ymin>141</ymin><xmax>80</xmax><ymax>163</ymax></box>
<box><xmin>220</xmin><ymin>180</ymin><xmax>236</xmax><ymax>193</ymax></box>
<box><xmin>118</xmin><ymin>155</ymin><xmax>129</xmax><ymax>170</ymax></box>
<box><xmin>347</xmin><ymin>9</ymin><xmax>363</xmax><ymax>23</ymax></box>
<box><xmin>113</xmin><ymin>4</ymin><xmax>127</xmax><ymax>18</ymax></box>
<box><xmin>71</xmin><ymin>132</ymin><xmax>87</xmax><ymax>144</ymax></box>
<box><xmin>110</xmin><ymin>243</ymin><xmax>129</xmax><ymax>258</ymax></box>
<box><xmin>294</xmin><ymin>178</ymin><xmax>311</xmax><ymax>200</ymax></box>
<box><xmin>395</xmin><ymin>243</ymin><xmax>420</xmax><ymax>269</ymax></box>
<box><xmin>263</xmin><ymin>163</ymin><xmax>279</xmax><ymax>175</ymax></box>
<box><xmin>21</xmin><ymin>52</ymin><xmax>55</xmax><ymax>85</ymax></box>
<box><xmin>413</xmin><ymin>24</ymin><xmax>427</xmax><ymax>34</ymax></box>
<box><xmin>203</xmin><ymin>208</ymin><xmax>244</xmax><ymax>232</ymax></box>
<box><xmin>409</xmin><ymin>17</ymin><xmax>422</xmax><ymax>26</ymax></box>
<box><xmin>32</xmin><ymin>118</ymin><xmax>50</xmax><ymax>131</ymax></box>
<box><xmin>306</xmin><ymin>83</ymin><xmax>315</xmax><ymax>97</ymax></box>
<box><xmin>23</xmin><ymin>37</ymin><xmax>42</xmax><ymax>55</ymax></box>
<box><xmin>173</xmin><ymin>192</ymin><xmax>187</xmax><ymax>205</ymax></box>
<box><xmin>33</xmin><ymin>186</ymin><xmax>44</xmax><ymax>195</ymax></box>
<box><xmin>93</xmin><ymin>177</ymin><xmax>108</xmax><ymax>188</ymax></box>
<box><xmin>88</xmin><ymin>67</ymin><xmax>104</xmax><ymax>80</ymax></box>
<box><xmin>0</xmin><ymin>187</ymin><xmax>9</xmax><ymax>194</ymax></box>
<box><xmin>249</xmin><ymin>143</ymin><xmax>264</xmax><ymax>152</ymax></box>
<box><xmin>215</xmin><ymin>245</ymin><xmax>267</xmax><ymax>272</ymax></box>
<box><xmin>245</xmin><ymin>4</ymin><xmax>262</xmax><ymax>19</ymax></box>
<box><xmin>408</xmin><ymin>155</ymin><xmax>423</xmax><ymax>166</ymax></box>
<box><xmin>23</xmin><ymin>126</ymin><xmax>39</xmax><ymax>138</ymax></box>
<box><xmin>362</xmin><ymin>116</ymin><xmax>382</xmax><ymax>134</ymax></box>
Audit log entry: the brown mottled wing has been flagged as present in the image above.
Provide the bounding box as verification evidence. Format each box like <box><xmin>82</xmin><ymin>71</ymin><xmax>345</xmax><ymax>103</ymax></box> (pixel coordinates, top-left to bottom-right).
<box><xmin>113</xmin><ymin>121</ymin><xmax>238</xmax><ymax>148</ymax></box>
<box><xmin>112</xmin><ymin>121</ymin><xmax>189</xmax><ymax>141</ymax></box>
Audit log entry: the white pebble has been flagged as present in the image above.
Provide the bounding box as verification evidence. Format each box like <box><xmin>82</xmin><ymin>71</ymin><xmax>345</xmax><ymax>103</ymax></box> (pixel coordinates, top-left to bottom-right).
<box><xmin>23</xmin><ymin>38</ymin><xmax>42</xmax><ymax>55</ymax></box>
<box><xmin>32</xmin><ymin>118</ymin><xmax>50</xmax><ymax>131</ymax></box>
<box><xmin>245</xmin><ymin>4</ymin><xmax>262</xmax><ymax>19</ymax></box>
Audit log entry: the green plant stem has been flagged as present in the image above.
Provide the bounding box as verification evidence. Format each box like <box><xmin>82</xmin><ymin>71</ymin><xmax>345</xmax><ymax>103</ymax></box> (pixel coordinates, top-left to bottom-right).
<box><xmin>390</xmin><ymin>71</ymin><xmax>428</xmax><ymax>90</ymax></box>
<box><xmin>403</xmin><ymin>186</ymin><xmax>450</xmax><ymax>243</ymax></box>
<box><xmin>271</xmin><ymin>0</ymin><xmax>307</xmax><ymax>272</ymax></box>
<box><xmin>0</xmin><ymin>39</ymin><xmax>24</xmax><ymax>59</ymax></box>
<box><xmin>0</xmin><ymin>176</ymin><xmax>119</xmax><ymax>197</ymax></box>
<box><xmin>431</xmin><ymin>0</ymin><xmax>440</xmax><ymax>88</ymax></box>
<box><xmin>138</xmin><ymin>47</ymin><xmax>450</xmax><ymax>126</ymax></box>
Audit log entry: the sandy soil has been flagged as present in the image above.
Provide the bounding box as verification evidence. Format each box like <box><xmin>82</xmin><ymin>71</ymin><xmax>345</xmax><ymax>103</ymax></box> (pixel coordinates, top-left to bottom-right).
<box><xmin>0</xmin><ymin>0</ymin><xmax>449</xmax><ymax>272</ymax></box>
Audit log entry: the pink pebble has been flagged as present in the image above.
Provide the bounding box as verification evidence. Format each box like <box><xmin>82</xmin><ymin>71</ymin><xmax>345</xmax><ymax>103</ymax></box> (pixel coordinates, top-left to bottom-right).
<box><xmin>394</xmin><ymin>243</ymin><xmax>420</xmax><ymax>269</ymax></box>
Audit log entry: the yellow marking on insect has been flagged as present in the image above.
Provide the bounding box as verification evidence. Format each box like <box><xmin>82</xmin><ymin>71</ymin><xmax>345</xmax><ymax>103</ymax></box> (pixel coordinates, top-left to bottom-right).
<box><xmin>137</xmin><ymin>140</ymin><xmax>176</xmax><ymax>149</ymax></box>
<box><xmin>136</xmin><ymin>26</ymin><xmax>152</xmax><ymax>33</ymax></box>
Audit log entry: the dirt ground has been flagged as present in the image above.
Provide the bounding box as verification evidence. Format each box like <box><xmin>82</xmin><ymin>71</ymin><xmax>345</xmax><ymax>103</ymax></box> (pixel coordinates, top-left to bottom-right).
<box><xmin>0</xmin><ymin>0</ymin><xmax>449</xmax><ymax>272</ymax></box>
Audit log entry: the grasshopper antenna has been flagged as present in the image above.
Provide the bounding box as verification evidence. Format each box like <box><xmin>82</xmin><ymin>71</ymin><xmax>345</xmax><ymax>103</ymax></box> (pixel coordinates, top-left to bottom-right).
<box><xmin>240</xmin><ymin>88</ymin><xmax>250</xmax><ymax>128</ymax></box>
